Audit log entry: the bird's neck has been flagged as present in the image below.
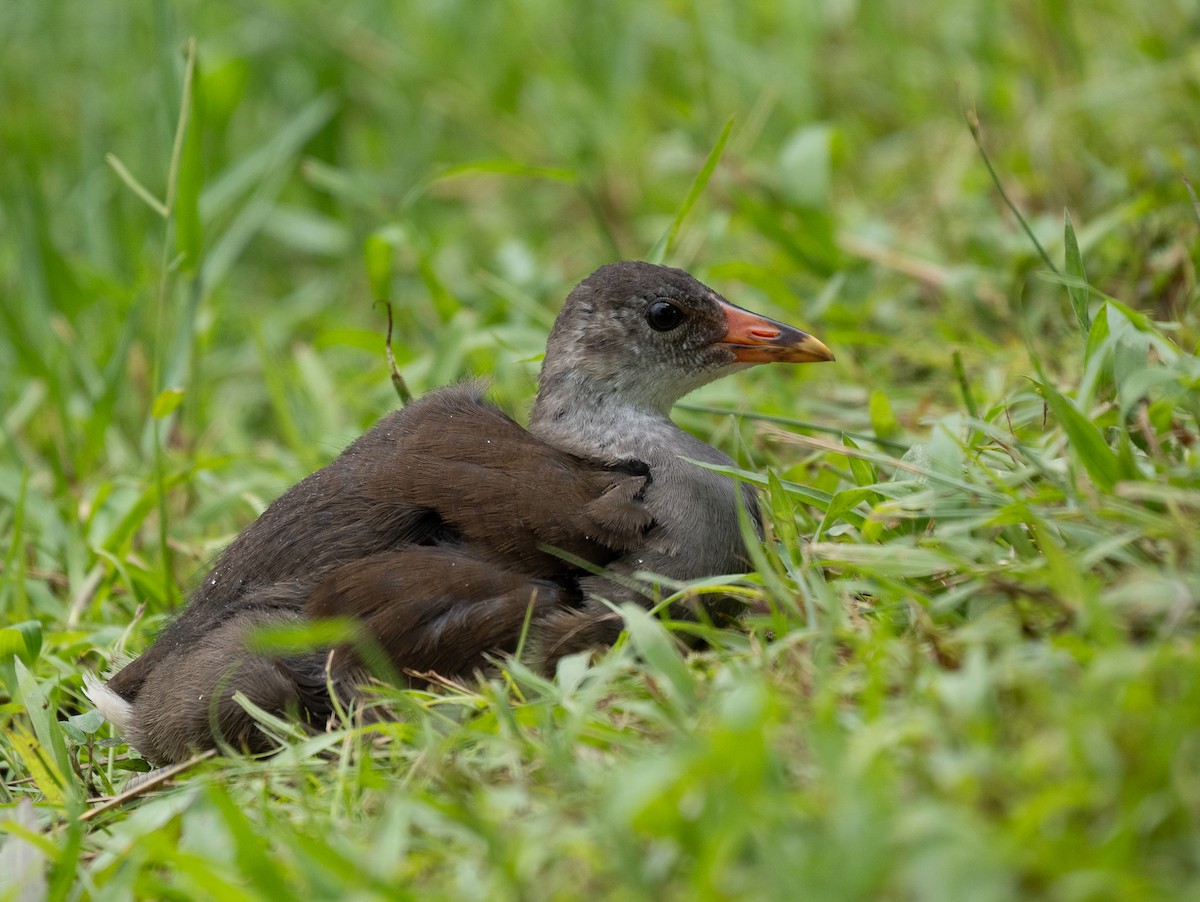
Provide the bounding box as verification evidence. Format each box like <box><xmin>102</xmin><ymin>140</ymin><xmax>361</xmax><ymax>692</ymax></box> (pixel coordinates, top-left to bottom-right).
<box><xmin>529</xmin><ymin>369</ymin><xmax>682</xmax><ymax>461</ymax></box>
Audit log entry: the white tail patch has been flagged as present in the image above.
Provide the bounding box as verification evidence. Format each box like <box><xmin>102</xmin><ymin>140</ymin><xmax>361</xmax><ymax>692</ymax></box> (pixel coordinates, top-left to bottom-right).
<box><xmin>83</xmin><ymin>673</ymin><xmax>133</xmax><ymax>734</ymax></box>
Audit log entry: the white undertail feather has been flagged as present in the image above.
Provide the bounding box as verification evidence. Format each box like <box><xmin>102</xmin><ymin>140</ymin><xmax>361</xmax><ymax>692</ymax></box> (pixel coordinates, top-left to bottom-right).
<box><xmin>83</xmin><ymin>673</ymin><xmax>133</xmax><ymax>734</ymax></box>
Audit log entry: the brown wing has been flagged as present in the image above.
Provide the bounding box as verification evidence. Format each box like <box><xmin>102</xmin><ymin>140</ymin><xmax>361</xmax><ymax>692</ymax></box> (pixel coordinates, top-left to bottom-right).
<box><xmin>357</xmin><ymin>384</ymin><xmax>653</xmax><ymax>573</ymax></box>
<box><xmin>304</xmin><ymin>546</ymin><xmax>573</xmax><ymax>681</ymax></box>
<box><xmin>107</xmin><ymin>384</ymin><xmax>650</xmax><ymax>704</ymax></box>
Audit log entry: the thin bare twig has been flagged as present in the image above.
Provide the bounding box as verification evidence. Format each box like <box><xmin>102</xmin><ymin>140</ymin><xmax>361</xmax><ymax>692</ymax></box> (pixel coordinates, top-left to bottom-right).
<box><xmin>375</xmin><ymin>300</ymin><xmax>412</xmax><ymax>407</ymax></box>
<box><xmin>81</xmin><ymin>750</ymin><xmax>215</xmax><ymax>822</ymax></box>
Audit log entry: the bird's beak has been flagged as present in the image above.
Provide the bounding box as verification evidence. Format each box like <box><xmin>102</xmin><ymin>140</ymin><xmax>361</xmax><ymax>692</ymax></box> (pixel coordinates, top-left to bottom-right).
<box><xmin>715</xmin><ymin>300</ymin><xmax>835</xmax><ymax>364</ymax></box>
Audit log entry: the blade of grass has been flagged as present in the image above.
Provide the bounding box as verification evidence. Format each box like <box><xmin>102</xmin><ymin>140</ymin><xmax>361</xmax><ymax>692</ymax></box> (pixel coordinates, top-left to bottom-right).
<box><xmin>146</xmin><ymin>37</ymin><xmax>197</xmax><ymax>607</ymax></box>
<box><xmin>103</xmin><ymin>155</ymin><xmax>168</xmax><ymax>218</ymax></box>
<box><xmin>952</xmin><ymin>351</ymin><xmax>979</xmax><ymax>420</ymax></box>
<box><xmin>647</xmin><ymin>116</ymin><xmax>734</xmax><ymax>264</ymax></box>
<box><xmin>1185</xmin><ymin>176</ymin><xmax>1200</xmax><ymax>225</ymax></box>
<box><xmin>1063</xmin><ymin>210</ymin><xmax>1091</xmax><ymax>334</ymax></box>
<box><xmin>966</xmin><ymin>105</ymin><xmax>1057</xmax><ymax>274</ymax></box>
<box><xmin>677</xmin><ymin>404</ymin><xmax>910</xmax><ymax>452</ymax></box>
<box><xmin>1038</xmin><ymin>379</ymin><xmax>1125</xmax><ymax>492</ymax></box>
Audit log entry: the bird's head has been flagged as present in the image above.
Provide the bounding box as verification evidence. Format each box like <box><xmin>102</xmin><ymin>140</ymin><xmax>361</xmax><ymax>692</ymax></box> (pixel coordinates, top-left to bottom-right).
<box><xmin>537</xmin><ymin>261</ymin><xmax>833</xmax><ymax>415</ymax></box>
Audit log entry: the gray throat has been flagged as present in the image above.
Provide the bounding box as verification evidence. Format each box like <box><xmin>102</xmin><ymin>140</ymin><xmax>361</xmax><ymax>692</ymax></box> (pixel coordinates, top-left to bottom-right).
<box><xmin>530</xmin><ymin>375</ymin><xmax>756</xmax><ymax>584</ymax></box>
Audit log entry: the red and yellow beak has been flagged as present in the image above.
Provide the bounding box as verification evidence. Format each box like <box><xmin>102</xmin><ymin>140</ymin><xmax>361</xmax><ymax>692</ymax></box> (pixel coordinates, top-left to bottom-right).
<box><xmin>716</xmin><ymin>301</ymin><xmax>834</xmax><ymax>364</ymax></box>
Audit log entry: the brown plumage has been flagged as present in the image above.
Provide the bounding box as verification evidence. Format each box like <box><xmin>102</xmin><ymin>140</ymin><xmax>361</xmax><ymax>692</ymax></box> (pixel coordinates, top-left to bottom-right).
<box><xmin>89</xmin><ymin>261</ymin><xmax>832</xmax><ymax>764</ymax></box>
<box><xmin>93</xmin><ymin>385</ymin><xmax>652</xmax><ymax>763</ymax></box>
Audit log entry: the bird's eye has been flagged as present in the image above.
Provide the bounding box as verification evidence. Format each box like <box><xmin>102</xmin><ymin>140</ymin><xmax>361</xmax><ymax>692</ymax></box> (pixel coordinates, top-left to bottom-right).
<box><xmin>645</xmin><ymin>300</ymin><xmax>685</xmax><ymax>332</ymax></box>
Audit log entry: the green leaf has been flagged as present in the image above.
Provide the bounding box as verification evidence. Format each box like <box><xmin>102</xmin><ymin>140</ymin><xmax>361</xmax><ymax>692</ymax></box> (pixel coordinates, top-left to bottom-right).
<box><xmin>12</xmin><ymin>659</ymin><xmax>79</xmax><ymax>805</ymax></box>
<box><xmin>66</xmin><ymin>709</ymin><xmax>106</xmax><ymax>737</ymax></box>
<box><xmin>151</xmin><ymin>387</ymin><xmax>185</xmax><ymax>419</ymax></box>
<box><xmin>1039</xmin><ymin>379</ymin><xmax>1124</xmax><ymax>492</ymax></box>
<box><xmin>0</xmin><ymin>621</ymin><xmax>42</xmax><ymax>667</ymax></box>
<box><xmin>868</xmin><ymin>390</ymin><xmax>899</xmax><ymax>441</ymax></box>
<box><xmin>620</xmin><ymin>605</ymin><xmax>696</xmax><ymax>707</ymax></box>
<box><xmin>842</xmin><ymin>434</ymin><xmax>878</xmax><ymax>488</ymax></box>
<box><xmin>1083</xmin><ymin>301</ymin><xmax>1111</xmax><ymax>368</ymax></box>
<box><xmin>734</xmin><ymin>483</ymin><xmax>794</xmax><ymax>607</ymax></box>
<box><xmin>1025</xmin><ymin>518</ymin><xmax>1088</xmax><ymax>610</ymax></box>
<box><xmin>7</xmin><ymin>722</ymin><xmax>68</xmax><ymax>806</ymax></box>
<box><xmin>928</xmin><ymin>417</ymin><xmax>966</xmax><ymax>479</ymax></box>
<box><xmin>206</xmin><ymin>786</ymin><xmax>291</xmax><ymax>892</ymax></box>
<box><xmin>1064</xmin><ymin>210</ymin><xmax>1091</xmax><ymax>335</ymax></box>
<box><xmin>816</xmin><ymin>487</ymin><xmax>875</xmax><ymax>541</ymax></box>
<box><xmin>766</xmin><ymin>471</ymin><xmax>799</xmax><ymax>551</ymax></box>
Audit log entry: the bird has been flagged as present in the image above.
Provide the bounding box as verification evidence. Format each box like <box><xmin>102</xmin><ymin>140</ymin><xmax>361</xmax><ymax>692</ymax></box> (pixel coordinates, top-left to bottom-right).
<box><xmin>87</xmin><ymin>261</ymin><xmax>833</xmax><ymax>764</ymax></box>
<box><xmin>88</xmin><ymin>388</ymin><xmax>656</xmax><ymax>764</ymax></box>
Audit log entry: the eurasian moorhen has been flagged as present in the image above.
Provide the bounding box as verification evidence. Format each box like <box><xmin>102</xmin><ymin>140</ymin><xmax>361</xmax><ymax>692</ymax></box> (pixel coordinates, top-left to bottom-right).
<box><xmin>87</xmin><ymin>261</ymin><xmax>832</xmax><ymax>764</ymax></box>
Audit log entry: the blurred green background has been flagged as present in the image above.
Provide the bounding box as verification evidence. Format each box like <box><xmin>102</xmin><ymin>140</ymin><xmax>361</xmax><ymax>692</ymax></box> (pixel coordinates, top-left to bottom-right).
<box><xmin>5</xmin><ymin>1</ymin><xmax>1196</xmax><ymax>482</ymax></box>
<box><xmin>2</xmin><ymin>1</ymin><xmax>1200</xmax><ymax>898</ymax></box>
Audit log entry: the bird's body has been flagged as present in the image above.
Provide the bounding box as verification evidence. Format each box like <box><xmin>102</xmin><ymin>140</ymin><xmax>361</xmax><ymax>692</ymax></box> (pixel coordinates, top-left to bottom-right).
<box><xmin>89</xmin><ymin>261</ymin><xmax>832</xmax><ymax>763</ymax></box>
<box><xmin>94</xmin><ymin>386</ymin><xmax>653</xmax><ymax>763</ymax></box>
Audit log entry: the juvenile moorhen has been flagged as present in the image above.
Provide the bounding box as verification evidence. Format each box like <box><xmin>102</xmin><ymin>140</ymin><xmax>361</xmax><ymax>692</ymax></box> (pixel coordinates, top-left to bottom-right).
<box><xmin>87</xmin><ymin>261</ymin><xmax>832</xmax><ymax>764</ymax></box>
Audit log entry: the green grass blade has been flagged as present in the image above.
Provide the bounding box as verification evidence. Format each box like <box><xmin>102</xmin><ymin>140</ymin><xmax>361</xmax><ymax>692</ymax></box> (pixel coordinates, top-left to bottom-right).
<box><xmin>104</xmin><ymin>154</ymin><xmax>168</xmax><ymax>217</ymax></box>
<box><xmin>1063</xmin><ymin>210</ymin><xmax>1091</xmax><ymax>335</ymax></box>
<box><xmin>174</xmin><ymin>40</ymin><xmax>204</xmax><ymax>275</ymax></box>
<box><xmin>1038</xmin><ymin>379</ymin><xmax>1124</xmax><ymax>492</ymax></box>
<box><xmin>647</xmin><ymin>117</ymin><xmax>734</xmax><ymax>264</ymax></box>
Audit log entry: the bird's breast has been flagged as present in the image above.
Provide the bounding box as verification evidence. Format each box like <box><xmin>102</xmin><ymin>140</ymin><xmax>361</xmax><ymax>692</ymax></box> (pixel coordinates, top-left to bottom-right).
<box><xmin>531</xmin><ymin>407</ymin><xmax>753</xmax><ymax>579</ymax></box>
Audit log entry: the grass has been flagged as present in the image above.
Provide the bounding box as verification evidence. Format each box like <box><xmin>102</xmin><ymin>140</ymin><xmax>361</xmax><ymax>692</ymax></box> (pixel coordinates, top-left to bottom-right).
<box><xmin>2</xmin><ymin>0</ymin><xmax>1200</xmax><ymax>898</ymax></box>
